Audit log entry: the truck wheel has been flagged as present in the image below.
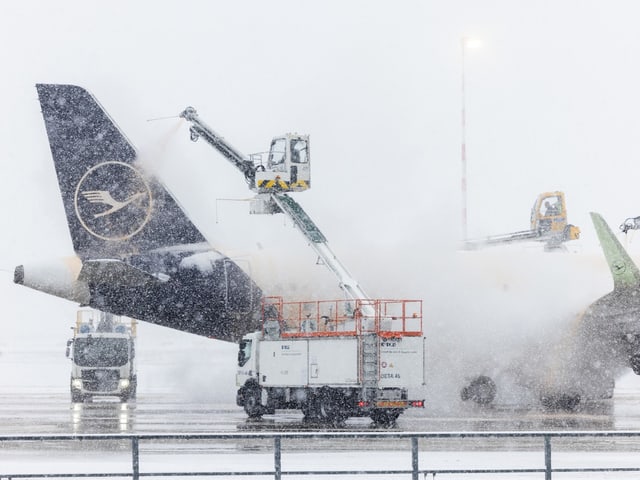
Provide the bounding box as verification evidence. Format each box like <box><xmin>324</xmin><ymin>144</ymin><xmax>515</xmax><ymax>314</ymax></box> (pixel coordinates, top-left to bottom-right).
<box><xmin>631</xmin><ymin>354</ymin><xmax>640</xmax><ymax>375</ymax></box>
<box><xmin>71</xmin><ymin>391</ymin><xmax>84</xmax><ymax>403</ymax></box>
<box><xmin>316</xmin><ymin>387</ymin><xmax>348</xmax><ymax>425</ymax></box>
<box><xmin>129</xmin><ymin>378</ymin><xmax>137</xmax><ymax>400</ymax></box>
<box><xmin>371</xmin><ymin>409</ymin><xmax>400</xmax><ymax>427</ymax></box>
<box><xmin>301</xmin><ymin>399</ymin><xmax>317</xmax><ymax>421</ymax></box>
<box><xmin>244</xmin><ymin>387</ymin><xmax>263</xmax><ymax>419</ymax></box>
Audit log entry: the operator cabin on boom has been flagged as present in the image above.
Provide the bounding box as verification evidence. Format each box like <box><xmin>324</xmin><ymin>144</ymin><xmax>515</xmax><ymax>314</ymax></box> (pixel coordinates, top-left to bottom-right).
<box><xmin>180</xmin><ymin>108</ymin><xmax>426</xmax><ymax>425</ymax></box>
<box><xmin>180</xmin><ymin>106</ymin><xmax>310</xmax><ymax>193</ymax></box>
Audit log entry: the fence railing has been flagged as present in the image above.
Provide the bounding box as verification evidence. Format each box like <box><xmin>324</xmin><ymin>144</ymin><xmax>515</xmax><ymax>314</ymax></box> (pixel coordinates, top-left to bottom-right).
<box><xmin>2</xmin><ymin>431</ymin><xmax>640</xmax><ymax>480</ymax></box>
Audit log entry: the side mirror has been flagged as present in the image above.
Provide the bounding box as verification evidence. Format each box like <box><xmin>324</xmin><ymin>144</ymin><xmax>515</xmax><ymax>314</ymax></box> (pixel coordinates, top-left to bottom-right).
<box><xmin>237</xmin><ymin>344</ymin><xmax>246</xmax><ymax>366</ymax></box>
<box><xmin>65</xmin><ymin>339</ymin><xmax>73</xmax><ymax>358</ymax></box>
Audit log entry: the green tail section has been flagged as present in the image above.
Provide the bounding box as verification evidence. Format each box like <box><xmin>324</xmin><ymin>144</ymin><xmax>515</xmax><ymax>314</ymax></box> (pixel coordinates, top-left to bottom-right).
<box><xmin>590</xmin><ymin>212</ymin><xmax>640</xmax><ymax>290</ymax></box>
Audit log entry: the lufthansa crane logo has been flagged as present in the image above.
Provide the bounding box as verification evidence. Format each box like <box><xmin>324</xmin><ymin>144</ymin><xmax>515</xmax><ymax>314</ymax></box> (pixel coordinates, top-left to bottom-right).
<box><xmin>612</xmin><ymin>260</ymin><xmax>627</xmax><ymax>276</ymax></box>
<box><xmin>74</xmin><ymin>161</ymin><xmax>153</xmax><ymax>241</ymax></box>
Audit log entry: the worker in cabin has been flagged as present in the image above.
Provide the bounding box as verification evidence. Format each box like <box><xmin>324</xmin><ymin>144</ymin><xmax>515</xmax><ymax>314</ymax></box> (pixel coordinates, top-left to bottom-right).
<box><xmin>544</xmin><ymin>199</ymin><xmax>560</xmax><ymax>216</ymax></box>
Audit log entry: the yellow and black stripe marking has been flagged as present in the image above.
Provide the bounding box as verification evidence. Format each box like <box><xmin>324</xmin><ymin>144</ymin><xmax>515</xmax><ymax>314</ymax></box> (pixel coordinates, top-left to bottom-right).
<box><xmin>257</xmin><ymin>179</ymin><xmax>310</xmax><ymax>191</ymax></box>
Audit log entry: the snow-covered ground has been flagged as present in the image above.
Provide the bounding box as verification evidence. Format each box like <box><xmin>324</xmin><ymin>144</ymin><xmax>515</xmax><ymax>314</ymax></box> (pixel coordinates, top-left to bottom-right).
<box><xmin>2</xmin><ymin>436</ymin><xmax>640</xmax><ymax>479</ymax></box>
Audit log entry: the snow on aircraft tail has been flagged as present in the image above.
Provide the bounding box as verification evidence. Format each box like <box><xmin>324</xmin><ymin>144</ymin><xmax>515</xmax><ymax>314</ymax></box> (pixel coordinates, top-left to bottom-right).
<box><xmin>15</xmin><ymin>84</ymin><xmax>262</xmax><ymax>342</ymax></box>
<box><xmin>36</xmin><ymin>83</ymin><xmax>205</xmax><ymax>259</ymax></box>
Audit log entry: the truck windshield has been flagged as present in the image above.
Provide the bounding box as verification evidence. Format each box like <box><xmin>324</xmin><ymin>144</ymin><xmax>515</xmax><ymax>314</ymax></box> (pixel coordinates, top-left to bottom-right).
<box><xmin>238</xmin><ymin>339</ymin><xmax>252</xmax><ymax>367</ymax></box>
<box><xmin>73</xmin><ymin>337</ymin><xmax>129</xmax><ymax>367</ymax></box>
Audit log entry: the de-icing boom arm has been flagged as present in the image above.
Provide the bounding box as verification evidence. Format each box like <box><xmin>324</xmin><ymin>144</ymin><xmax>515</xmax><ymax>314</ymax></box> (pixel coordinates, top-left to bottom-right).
<box><xmin>180</xmin><ymin>107</ymin><xmax>373</xmax><ymax>315</ymax></box>
<box><xmin>179</xmin><ymin>107</ymin><xmax>256</xmax><ymax>187</ymax></box>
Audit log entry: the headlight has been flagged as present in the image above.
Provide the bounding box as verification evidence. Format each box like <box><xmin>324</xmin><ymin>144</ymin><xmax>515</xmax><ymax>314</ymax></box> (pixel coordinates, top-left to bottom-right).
<box><xmin>118</xmin><ymin>379</ymin><xmax>130</xmax><ymax>389</ymax></box>
<box><xmin>71</xmin><ymin>379</ymin><xmax>83</xmax><ymax>389</ymax></box>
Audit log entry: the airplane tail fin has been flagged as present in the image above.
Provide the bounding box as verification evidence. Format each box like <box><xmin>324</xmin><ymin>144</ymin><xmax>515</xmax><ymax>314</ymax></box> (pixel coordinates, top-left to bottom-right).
<box><xmin>590</xmin><ymin>212</ymin><xmax>640</xmax><ymax>290</ymax></box>
<box><xmin>36</xmin><ymin>84</ymin><xmax>206</xmax><ymax>259</ymax></box>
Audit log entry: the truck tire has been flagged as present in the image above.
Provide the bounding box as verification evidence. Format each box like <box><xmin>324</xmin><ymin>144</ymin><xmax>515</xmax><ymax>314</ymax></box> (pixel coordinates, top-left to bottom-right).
<box><xmin>243</xmin><ymin>386</ymin><xmax>264</xmax><ymax>419</ymax></box>
<box><xmin>631</xmin><ymin>354</ymin><xmax>640</xmax><ymax>375</ymax></box>
<box><xmin>121</xmin><ymin>387</ymin><xmax>135</xmax><ymax>403</ymax></box>
<box><xmin>71</xmin><ymin>391</ymin><xmax>84</xmax><ymax>403</ymax></box>
<box><xmin>301</xmin><ymin>399</ymin><xmax>317</xmax><ymax>421</ymax></box>
<box><xmin>371</xmin><ymin>409</ymin><xmax>400</xmax><ymax>427</ymax></box>
<box><xmin>129</xmin><ymin>377</ymin><xmax>137</xmax><ymax>400</ymax></box>
<box><xmin>236</xmin><ymin>387</ymin><xmax>246</xmax><ymax>407</ymax></box>
<box><xmin>315</xmin><ymin>387</ymin><xmax>348</xmax><ymax>425</ymax></box>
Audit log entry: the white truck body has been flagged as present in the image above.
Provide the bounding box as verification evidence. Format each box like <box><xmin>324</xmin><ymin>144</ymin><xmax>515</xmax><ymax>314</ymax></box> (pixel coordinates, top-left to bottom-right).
<box><xmin>243</xmin><ymin>336</ymin><xmax>425</xmax><ymax>388</ymax></box>
<box><xmin>67</xmin><ymin>309</ymin><xmax>137</xmax><ymax>403</ymax></box>
<box><xmin>236</xmin><ymin>298</ymin><xmax>425</xmax><ymax>425</ymax></box>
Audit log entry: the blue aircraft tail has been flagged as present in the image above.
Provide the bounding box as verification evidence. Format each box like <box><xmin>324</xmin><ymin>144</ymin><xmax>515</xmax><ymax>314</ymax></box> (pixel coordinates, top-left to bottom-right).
<box><xmin>36</xmin><ymin>83</ymin><xmax>206</xmax><ymax>259</ymax></box>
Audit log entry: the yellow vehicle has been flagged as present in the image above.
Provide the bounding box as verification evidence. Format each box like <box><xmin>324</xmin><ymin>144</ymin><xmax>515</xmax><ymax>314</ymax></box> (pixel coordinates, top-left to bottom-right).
<box><xmin>463</xmin><ymin>191</ymin><xmax>580</xmax><ymax>251</ymax></box>
<box><xmin>530</xmin><ymin>191</ymin><xmax>580</xmax><ymax>241</ymax></box>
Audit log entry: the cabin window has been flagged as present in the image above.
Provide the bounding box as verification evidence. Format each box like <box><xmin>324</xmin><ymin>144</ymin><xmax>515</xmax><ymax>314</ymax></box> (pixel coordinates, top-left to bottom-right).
<box><xmin>290</xmin><ymin>138</ymin><xmax>308</xmax><ymax>164</ymax></box>
<box><xmin>268</xmin><ymin>138</ymin><xmax>287</xmax><ymax>172</ymax></box>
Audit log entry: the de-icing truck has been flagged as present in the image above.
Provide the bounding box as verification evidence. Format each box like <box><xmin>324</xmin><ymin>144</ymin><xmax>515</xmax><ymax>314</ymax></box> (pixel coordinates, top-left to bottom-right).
<box><xmin>180</xmin><ymin>107</ymin><xmax>426</xmax><ymax>425</ymax></box>
<box><xmin>236</xmin><ymin>297</ymin><xmax>425</xmax><ymax>425</ymax></box>
<box><xmin>66</xmin><ymin>308</ymin><xmax>137</xmax><ymax>403</ymax></box>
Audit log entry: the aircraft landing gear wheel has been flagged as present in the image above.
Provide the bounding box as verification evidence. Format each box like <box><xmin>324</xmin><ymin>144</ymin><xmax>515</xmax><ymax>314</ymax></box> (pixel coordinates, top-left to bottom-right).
<box><xmin>129</xmin><ymin>378</ymin><xmax>137</xmax><ymax>401</ymax></box>
<box><xmin>243</xmin><ymin>386</ymin><xmax>263</xmax><ymax>419</ymax></box>
<box><xmin>461</xmin><ymin>375</ymin><xmax>497</xmax><ymax>405</ymax></box>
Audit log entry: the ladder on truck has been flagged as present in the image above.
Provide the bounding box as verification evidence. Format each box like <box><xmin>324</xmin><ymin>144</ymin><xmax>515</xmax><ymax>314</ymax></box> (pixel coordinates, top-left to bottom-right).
<box><xmin>361</xmin><ymin>333</ymin><xmax>379</xmax><ymax>396</ymax></box>
<box><xmin>179</xmin><ymin>108</ymin><xmax>387</xmax><ymax>395</ymax></box>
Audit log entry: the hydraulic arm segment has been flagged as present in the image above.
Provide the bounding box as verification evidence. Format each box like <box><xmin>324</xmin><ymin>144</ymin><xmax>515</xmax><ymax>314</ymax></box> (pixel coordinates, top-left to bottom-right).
<box><xmin>268</xmin><ymin>193</ymin><xmax>370</xmax><ymax>303</ymax></box>
<box><xmin>179</xmin><ymin>107</ymin><xmax>256</xmax><ymax>188</ymax></box>
<box><xmin>179</xmin><ymin>107</ymin><xmax>370</xmax><ymax>310</ymax></box>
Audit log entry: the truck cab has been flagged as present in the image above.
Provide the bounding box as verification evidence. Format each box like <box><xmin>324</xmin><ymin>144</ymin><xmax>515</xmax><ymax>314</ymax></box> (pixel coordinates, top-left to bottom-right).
<box><xmin>66</xmin><ymin>308</ymin><xmax>137</xmax><ymax>403</ymax></box>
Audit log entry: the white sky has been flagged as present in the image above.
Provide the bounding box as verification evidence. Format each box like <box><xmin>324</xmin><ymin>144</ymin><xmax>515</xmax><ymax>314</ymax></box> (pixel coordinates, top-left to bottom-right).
<box><xmin>3</xmin><ymin>1</ymin><xmax>640</xmax><ymax>406</ymax></box>
<box><xmin>4</xmin><ymin>0</ymin><xmax>640</xmax><ymax>262</ymax></box>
